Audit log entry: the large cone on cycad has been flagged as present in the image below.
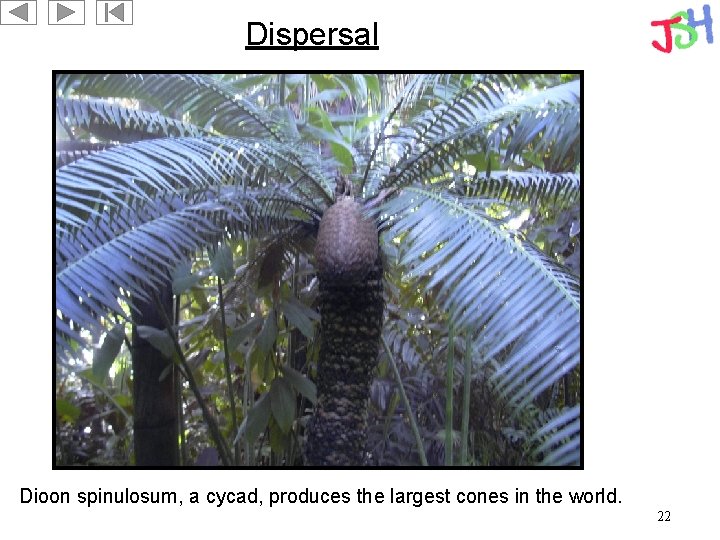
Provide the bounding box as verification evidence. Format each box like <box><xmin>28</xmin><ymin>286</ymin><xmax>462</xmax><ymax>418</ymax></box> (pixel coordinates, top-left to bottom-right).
<box><xmin>306</xmin><ymin>196</ymin><xmax>383</xmax><ymax>466</ymax></box>
<box><xmin>314</xmin><ymin>197</ymin><xmax>378</xmax><ymax>283</ymax></box>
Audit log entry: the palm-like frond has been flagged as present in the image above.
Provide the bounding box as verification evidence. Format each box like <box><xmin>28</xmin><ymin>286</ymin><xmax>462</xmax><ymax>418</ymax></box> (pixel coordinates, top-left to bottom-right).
<box><xmin>56</xmin><ymin>185</ymin><xmax>314</xmax><ymax>355</ymax></box>
<box><xmin>530</xmin><ymin>405</ymin><xmax>580</xmax><ymax>466</ymax></box>
<box><xmin>394</xmin><ymin>74</ymin><xmax>524</xmax><ymax>120</ymax></box>
<box><xmin>56</xmin><ymin>194</ymin><xmax>232</xmax><ymax>346</ymax></box>
<box><xmin>55</xmin><ymin>136</ymin><xmax>332</xmax><ymax>237</ymax></box>
<box><xmin>497</xmin><ymin>81</ymin><xmax>580</xmax><ymax>171</ymax></box>
<box><xmin>454</xmin><ymin>171</ymin><xmax>580</xmax><ymax>209</ymax></box>
<box><xmin>56</xmin><ymin>97</ymin><xmax>207</xmax><ymax>143</ymax></box>
<box><xmin>56</xmin><ymin>73</ymin><xmax>286</xmax><ymax>141</ymax></box>
<box><xmin>55</xmin><ymin>134</ymin><xmax>328</xmax><ymax>356</ymax></box>
<box><xmin>56</xmin><ymin>140</ymin><xmax>117</xmax><ymax>168</ymax></box>
<box><xmin>378</xmin><ymin>186</ymin><xmax>579</xmax><ymax>460</ymax></box>
<box><xmin>362</xmin><ymin>75</ymin><xmax>511</xmax><ymax>197</ymax></box>
<box><xmin>379</xmin><ymin>79</ymin><xmax>580</xmax><ymax>193</ymax></box>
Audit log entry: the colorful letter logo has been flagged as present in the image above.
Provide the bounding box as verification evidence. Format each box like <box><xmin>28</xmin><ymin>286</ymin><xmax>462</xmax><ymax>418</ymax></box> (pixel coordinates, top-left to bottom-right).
<box><xmin>651</xmin><ymin>4</ymin><xmax>714</xmax><ymax>52</ymax></box>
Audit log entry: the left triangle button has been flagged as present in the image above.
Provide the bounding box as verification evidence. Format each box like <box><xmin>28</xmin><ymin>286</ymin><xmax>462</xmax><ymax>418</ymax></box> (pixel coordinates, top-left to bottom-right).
<box><xmin>9</xmin><ymin>3</ymin><xmax>29</xmax><ymax>22</ymax></box>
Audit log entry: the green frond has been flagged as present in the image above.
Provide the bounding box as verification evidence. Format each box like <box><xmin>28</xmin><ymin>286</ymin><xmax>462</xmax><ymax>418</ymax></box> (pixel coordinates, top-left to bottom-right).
<box><xmin>56</xmin><ymin>186</ymin><xmax>313</xmax><ymax>355</ymax></box>
<box><xmin>530</xmin><ymin>405</ymin><xmax>580</xmax><ymax>466</ymax></box>
<box><xmin>56</xmin><ymin>140</ymin><xmax>117</xmax><ymax>168</ymax></box>
<box><xmin>379</xmin><ymin>186</ymin><xmax>580</xmax><ymax>411</ymax></box>
<box><xmin>500</xmin><ymin>81</ymin><xmax>580</xmax><ymax>170</ymax></box>
<box><xmin>55</xmin><ymin>136</ymin><xmax>332</xmax><ymax>236</ymax></box>
<box><xmin>380</xmin><ymin>79</ymin><xmax>580</xmax><ymax>192</ymax></box>
<box><xmin>56</xmin><ymin>73</ymin><xmax>286</xmax><ymax>141</ymax></box>
<box><xmin>395</xmin><ymin>74</ymin><xmax>524</xmax><ymax>119</ymax></box>
<box><xmin>455</xmin><ymin>171</ymin><xmax>580</xmax><ymax>209</ymax></box>
<box><xmin>56</xmin><ymin>97</ymin><xmax>207</xmax><ymax>143</ymax></box>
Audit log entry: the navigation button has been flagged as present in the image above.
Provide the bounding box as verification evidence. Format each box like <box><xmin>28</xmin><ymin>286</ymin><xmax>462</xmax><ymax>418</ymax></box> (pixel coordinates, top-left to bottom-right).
<box><xmin>96</xmin><ymin>0</ymin><xmax>131</xmax><ymax>25</ymax></box>
<box><xmin>0</xmin><ymin>1</ymin><xmax>37</xmax><ymax>25</ymax></box>
<box><xmin>10</xmin><ymin>1</ymin><xmax>27</xmax><ymax>19</ymax></box>
<box><xmin>49</xmin><ymin>1</ymin><xmax>84</xmax><ymax>25</ymax></box>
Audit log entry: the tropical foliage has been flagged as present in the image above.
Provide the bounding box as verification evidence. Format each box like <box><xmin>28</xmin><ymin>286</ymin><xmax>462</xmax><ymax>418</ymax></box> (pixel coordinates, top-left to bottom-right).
<box><xmin>55</xmin><ymin>73</ymin><xmax>581</xmax><ymax>466</ymax></box>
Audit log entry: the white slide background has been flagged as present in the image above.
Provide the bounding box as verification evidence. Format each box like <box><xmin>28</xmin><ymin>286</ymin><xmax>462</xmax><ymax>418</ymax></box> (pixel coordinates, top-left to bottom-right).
<box><xmin>0</xmin><ymin>1</ymin><xmax>717</xmax><ymax>537</ymax></box>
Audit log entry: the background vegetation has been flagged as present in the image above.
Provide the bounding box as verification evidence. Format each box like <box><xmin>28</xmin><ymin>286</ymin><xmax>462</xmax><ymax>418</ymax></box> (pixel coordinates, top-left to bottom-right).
<box><xmin>55</xmin><ymin>73</ymin><xmax>581</xmax><ymax>466</ymax></box>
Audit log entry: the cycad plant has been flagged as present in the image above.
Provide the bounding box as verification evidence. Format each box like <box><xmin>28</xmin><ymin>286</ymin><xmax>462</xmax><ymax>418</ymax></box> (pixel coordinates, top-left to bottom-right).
<box><xmin>55</xmin><ymin>73</ymin><xmax>581</xmax><ymax>466</ymax></box>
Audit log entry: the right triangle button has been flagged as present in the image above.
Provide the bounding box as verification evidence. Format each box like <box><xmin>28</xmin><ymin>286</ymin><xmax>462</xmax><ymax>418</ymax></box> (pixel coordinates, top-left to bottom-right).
<box><xmin>57</xmin><ymin>3</ymin><xmax>74</xmax><ymax>22</ymax></box>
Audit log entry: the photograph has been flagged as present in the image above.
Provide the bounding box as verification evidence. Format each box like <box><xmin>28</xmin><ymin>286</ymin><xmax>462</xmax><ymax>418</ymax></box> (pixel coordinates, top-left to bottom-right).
<box><xmin>54</xmin><ymin>72</ymin><xmax>582</xmax><ymax>468</ymax></box>
<box><xmin>4</xmin><ymin>1</ymin><xmax>717</xmax><ymax>536</ymax></box>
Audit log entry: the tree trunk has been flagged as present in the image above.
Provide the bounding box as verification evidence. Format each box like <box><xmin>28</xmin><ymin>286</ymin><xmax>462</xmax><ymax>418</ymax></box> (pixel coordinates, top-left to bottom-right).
<box><xmin>306</xmin><ymin>193</ymin><xmax>384</xmax><ymax>465</ymax></box>
<box><xmin>131</xmin><ymin>285</ymin><xmax>179</xmax><ymax>466</ymax></box>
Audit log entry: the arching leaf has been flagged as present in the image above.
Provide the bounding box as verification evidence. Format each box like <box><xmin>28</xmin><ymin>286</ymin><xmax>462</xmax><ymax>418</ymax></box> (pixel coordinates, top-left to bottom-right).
<box><xmin>380</xmin><ymin>186</ymin><xmax>580</xmax><ymax>413</ymax></box>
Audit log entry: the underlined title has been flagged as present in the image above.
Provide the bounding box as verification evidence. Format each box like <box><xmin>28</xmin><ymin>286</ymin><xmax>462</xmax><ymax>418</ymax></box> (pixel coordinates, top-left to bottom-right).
<box><xmin>245</xmin><ymin>22</ymin><xmax>379</xmax><ymax>51</ymax></box>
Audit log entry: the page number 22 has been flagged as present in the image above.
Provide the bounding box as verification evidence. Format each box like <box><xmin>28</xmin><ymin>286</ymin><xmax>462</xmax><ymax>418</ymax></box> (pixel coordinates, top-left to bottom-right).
<box><xmin>658</xmin><ymin>510</ymin><xmax>670</xmax><ymax>522</ymax></box>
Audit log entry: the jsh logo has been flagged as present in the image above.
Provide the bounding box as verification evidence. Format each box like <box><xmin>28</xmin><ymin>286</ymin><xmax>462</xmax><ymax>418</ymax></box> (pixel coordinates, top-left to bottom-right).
<box><xmin>651</xmin><ymin>4</ymin><xmax>714</xmax><ymax>52</ymax></box>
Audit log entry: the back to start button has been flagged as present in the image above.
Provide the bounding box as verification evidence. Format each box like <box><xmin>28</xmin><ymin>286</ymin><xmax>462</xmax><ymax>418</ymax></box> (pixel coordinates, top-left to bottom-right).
<box><xmin>96</xmin><ymin>1</ymin><xmax>132</xmax><ymax>25</ymax></box>
<box><xmin>0</xmin><ymin>1</ymin><xmax>37</xmax><ymax>25</ymax></box>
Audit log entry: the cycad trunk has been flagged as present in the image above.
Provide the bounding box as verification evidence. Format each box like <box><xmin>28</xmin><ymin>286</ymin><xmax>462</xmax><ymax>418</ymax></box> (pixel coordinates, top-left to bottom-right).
<box><xmin>130</xmin><ymin>285</ymin><xmax>179</xmax><ymax>466</ymax></box>
<box><xmin>306</xmin><ymin>196</ymin><xmax>384</xmax><ymax>466</ymax></box>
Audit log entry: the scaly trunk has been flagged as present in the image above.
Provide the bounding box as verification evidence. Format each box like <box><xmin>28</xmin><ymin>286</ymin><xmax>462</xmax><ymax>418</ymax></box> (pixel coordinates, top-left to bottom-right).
<box><xmin>306</xmin><ymin>194</ymin><xmax>384</xmax><ymax>465</ymax></box>
<box><xmin>131</xmin><ymin>284</ymin><xmax>179</xmax><ymax>466</ymax></box>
